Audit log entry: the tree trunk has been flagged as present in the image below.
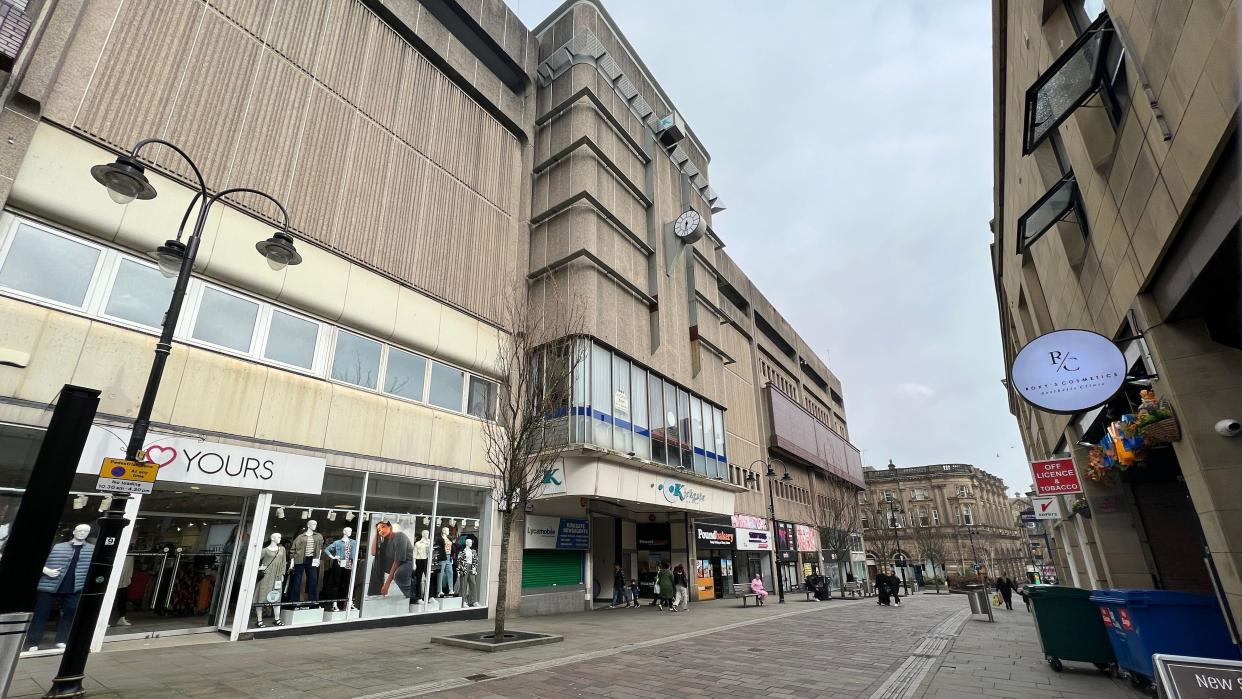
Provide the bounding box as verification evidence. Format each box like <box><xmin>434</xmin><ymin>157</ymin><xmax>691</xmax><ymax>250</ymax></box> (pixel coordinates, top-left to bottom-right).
<box><xmin>837</xmin><ymin>560</ymin><xmax>846</xmax><ymax>599</ymax></box>
<box><xmin>493</xmin><ymin>508</ymin><xmax>516</xmax><ymax>640</ymax></box>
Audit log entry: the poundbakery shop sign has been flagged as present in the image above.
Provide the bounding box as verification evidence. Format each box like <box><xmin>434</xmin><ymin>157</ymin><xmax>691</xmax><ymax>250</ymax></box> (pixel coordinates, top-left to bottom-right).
<box><xmin>694</xmin><ymin>524</ymin><xmax>735</xmax><ymax>549</ymax></box>
<box><xmin>1010</xmin><ymin>329</ymin><xmax>1126</xmax><ymax>414</ymax></box>
<box><xmin>77</xmin><ymin>426</ymin><xmax>326</xmax><ymax>494</ymax></box>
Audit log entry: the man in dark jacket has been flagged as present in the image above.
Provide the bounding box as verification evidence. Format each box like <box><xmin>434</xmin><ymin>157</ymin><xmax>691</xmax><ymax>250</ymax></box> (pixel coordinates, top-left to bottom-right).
<box><xmin>609</xmin><ymin>564</ymin><xmax>626</xmax><ymax>608</ymax></box>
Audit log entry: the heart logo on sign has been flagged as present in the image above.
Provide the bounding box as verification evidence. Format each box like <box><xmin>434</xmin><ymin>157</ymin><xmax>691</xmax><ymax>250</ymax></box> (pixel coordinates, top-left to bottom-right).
<box><xmin>144</xmin><ymin>445</ymin><xmax>178</xmax><ymax>468</ymax></box>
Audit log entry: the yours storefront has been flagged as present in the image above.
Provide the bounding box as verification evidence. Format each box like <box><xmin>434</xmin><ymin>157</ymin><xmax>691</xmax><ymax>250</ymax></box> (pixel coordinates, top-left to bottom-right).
<box><xmin>10</xmin><ymin>421</ymin><xmax>493</xmax><ymax>656</ymax></box>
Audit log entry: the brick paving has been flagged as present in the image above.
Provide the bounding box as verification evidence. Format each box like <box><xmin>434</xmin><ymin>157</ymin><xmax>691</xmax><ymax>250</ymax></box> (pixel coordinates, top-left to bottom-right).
<box><xmin>9</xmin><ymin>592</ymin><xmax>1145</xmax><ymax>698</ymax></box>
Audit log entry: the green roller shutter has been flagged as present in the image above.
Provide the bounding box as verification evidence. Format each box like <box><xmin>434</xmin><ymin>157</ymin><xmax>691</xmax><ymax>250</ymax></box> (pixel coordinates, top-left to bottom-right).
<box><xmin>521</xmin><ymin>549</ymin><xmax>584</xmax><ymax>589</ymax></box>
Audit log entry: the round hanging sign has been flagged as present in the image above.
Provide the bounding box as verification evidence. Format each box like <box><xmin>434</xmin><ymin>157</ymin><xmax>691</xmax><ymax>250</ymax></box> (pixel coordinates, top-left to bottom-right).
<box><xmin>1009</xmin><ymin>329</ymin><xmax>1126</xmax><ymax>414</ymax></box>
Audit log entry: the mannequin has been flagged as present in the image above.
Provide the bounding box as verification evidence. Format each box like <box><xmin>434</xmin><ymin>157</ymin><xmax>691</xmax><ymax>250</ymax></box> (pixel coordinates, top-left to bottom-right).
<box><xmin>253</xmin><ymin>533</ymin><xmax>287</xmax><ymax>627</ymax></box>
<box><xmin>26</xmin><ymin>524</ymin><xmax>94</xmax><ymax>650</ymax></box>
<box><xmin>435</xmin><ymin>526</ymin><xmax>455</xmax><ymax>597</ymax></box>
<box><xmin>454</xmin><ymin>538</ymin><xmax>480</xmax><ymax>606</ymax></box>
<box><xmin>288</xmin><ymin>519</ymin><xmax>324</xmax><ymax>603</ymax></box>
<box><xmin>322</xmin><ymin>527</ymin><xmax>355</xmax><ymax>611</ymax></box>
<box><xmin>374</xmin><ymin>521</ymin><xmax>413</xmax><ymax>598</ymax></box>
<box><xmin>413</xmin><ymin>530</ymin><xmax>431</xmax><ymax>603</ymax></box>
<box><xmin>111</xmin><ymin>555</ymin><xmax>135</xmax><ymax>627</ymax></box>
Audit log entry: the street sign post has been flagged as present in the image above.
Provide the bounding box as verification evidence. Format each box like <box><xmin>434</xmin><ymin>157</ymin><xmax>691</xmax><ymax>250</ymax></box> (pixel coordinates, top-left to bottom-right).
<box><xmin>96</xmin><ymin>457</ymin><xmax>158</xmax><ymax>494</ymax></box>
<box><xmin>1032</xmin><ymin>496</ymin><xmax>1062</xmax><ymax>520</ymax></box>
<box><xmin>1031</xmin><ymin>458</ymin><xmax>1083</xmax><ymax>496</ymax></box>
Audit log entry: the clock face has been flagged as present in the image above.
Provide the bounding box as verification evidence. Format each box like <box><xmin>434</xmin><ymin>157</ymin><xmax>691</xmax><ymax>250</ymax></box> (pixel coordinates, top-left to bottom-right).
<box><xmin>674</xmin><ymin>209</ymin><xmax>702</xmax><ymax>238</ymax></box>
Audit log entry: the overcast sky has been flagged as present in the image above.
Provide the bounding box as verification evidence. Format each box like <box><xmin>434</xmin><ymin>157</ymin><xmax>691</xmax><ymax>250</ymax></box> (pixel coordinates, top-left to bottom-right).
<box><xmin>512</xmin><ymin>1</ymin><xmax>1034</xmax><ymax>494</ymax></box>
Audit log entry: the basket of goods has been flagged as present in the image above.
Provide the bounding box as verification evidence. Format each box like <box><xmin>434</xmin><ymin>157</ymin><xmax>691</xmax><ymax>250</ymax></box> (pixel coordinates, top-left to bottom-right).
<box><xmin>1134</xmin><ymin>390</ymin><xmax>1180</xmax><ymax>444</ymax></box>
<box><xmin>1104</xmin><ymin>415</ymin><xmax>1144</xmax><ymax>470</ymax></box>
<box><xmin>1086</xmin><ymin>446</ymin><xmax>1114</xmax><ymax>485</ymax></box>
<box><xmin>1071</xmin><ymin>498</ymin><xmax>1091</xmax><ymax>519</ymax></box>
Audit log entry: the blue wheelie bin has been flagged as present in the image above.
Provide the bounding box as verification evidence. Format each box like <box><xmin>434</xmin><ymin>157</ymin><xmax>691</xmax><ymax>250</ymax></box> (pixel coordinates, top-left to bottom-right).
<box><xmin>1090</xmin><ymin>589</ymin><xmax>1241</xmax><ymax>686</ymax></box>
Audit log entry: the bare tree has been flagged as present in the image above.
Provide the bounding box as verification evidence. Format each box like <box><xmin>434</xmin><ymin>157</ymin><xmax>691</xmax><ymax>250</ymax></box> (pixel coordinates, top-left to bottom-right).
<box><xmin>864</xmin><ymin>506</ymin><xmax>902</xmax><ymax>567</ymax></box>
<box><xmin>817</xmin><ymin>482</ymin><xmax>861</xmax><ymax>598</ymax></box>
<box><xmin>911</xmin><ymin>525</ymin><xmax>951</xmax><ymax>587</ymax></box>
<box><xmin>482</xmin><ymin>280</ymin><xmax>583</xmax><ymax>641</ymax></box>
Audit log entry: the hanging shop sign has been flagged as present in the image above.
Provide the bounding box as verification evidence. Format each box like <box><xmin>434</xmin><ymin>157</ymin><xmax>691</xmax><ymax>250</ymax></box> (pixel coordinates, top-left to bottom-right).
<box><xmin>1031</xmin><ymin>457</ymin><xmax>1083</xmax><ymax>495</ymax></box>
<box><xmin>736</xmin><ymin>528</ymin><xmax>772</xmax><ymax>551</ymax></box>
<box><xmin>536</xmin><ymin>460</ymin><xmax>567</xmax><ymax>496</ymax></box>
<box><xmin>523</xmin><ymin>515</ymin><xmax>589</xmax><ymax>550</ymax></box>
<box><xmin>1009</xmin><ymin>329</ymin><xmax>1126</xmax><ymax>413</ymax></box>
<box><xmin>77</xmin><ymin>425</ymin><xmax>327</xmax><ymax>494</ymax></box>
<box><xmin>694</xmin><ymin>524</ymin><xmax>736</xmax><ymax>549</ymax></box>
<box><xmin>1031</xmin><ymin>496</ymin><xmax>1061</xmax><ymax>520</ymax></box>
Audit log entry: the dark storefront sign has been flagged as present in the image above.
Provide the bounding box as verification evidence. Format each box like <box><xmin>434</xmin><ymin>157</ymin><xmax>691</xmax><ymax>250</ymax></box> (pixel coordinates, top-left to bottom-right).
<box><xmin>777</xmin><ymin>550</ymin><xmax>797</xmax><ymax>562</ymax></box>
<box><xmin>694</xmin><ymin>523</ymin><xmax>736</xmax><ymax>549</ymax></box>
<box><xmin>636</xmin><ymin>522</ymin><xmax>670</xmax><ymax>548</ymax></box>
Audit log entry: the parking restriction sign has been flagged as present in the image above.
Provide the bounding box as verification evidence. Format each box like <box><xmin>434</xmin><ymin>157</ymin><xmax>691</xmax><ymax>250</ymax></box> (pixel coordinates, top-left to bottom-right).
<box><xmin>97</xmin><ymin>457</ymin><xmax>159</xmax><ymax>494</ymax></box>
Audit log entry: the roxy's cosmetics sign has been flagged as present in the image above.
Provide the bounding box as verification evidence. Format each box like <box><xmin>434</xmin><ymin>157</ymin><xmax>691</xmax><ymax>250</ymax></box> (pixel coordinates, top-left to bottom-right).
<box><xmin>77</xmin><ymin>426</ymin><xmax>327</xmax><ymax>494</ymax></box>
<box><xmin>1010</xmin><ymin>329</ymin><xmax>1126</xmax><ymax>413</ymax></box>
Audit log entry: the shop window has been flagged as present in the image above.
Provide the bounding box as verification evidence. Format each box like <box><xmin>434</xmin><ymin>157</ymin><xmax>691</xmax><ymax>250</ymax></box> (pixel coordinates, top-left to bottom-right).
<box><xmin>0</xmin><ymin>222</ymin><xmax>101</xmax><ymax>307</ymax></box>
<box><xmin>1022</xmin><ymin>13</ymin><xmax>1117</xmax><ymax>154</ymax></box>
<box><xmin>589</xmin><ymin>343</ymin><xmax>612</xmax><ymax>448</ymax></box>
<box><xmin>331</xmin><ymin>330</ymin><xmax>382</xmax><ymax>390</ymax></box>
<box><xmin>631</xmin><ymin>367</ymin><xmax>650</xmax><ymax>459</ymax></box>
<box><xmin>103</xmin><ymin>258</ymin><xmax>174</xmax><ymax>329</ymax></box>
<box><xmin>466</xmin><ymin>376</ymin><xmax>497</xmax><ymax>420</ymax></box>
<box><xmin>263</xmin><ymin>309</ymin><xmax>319</xmax><ymax>370</ymax></box>
<box><xmin>712</xmin><ymin>407</ymin><xmax>726</xmax><ymax>475</ymax></box>
<box><xmin>384</xmin><ymin>347</ymin><xmax>427</xmax><ymax>402</ymax></box>
<box><xmin>663</xmin><ymin>381</ymin><xmax>681</xmax><ymax>468</ymax></box>
<box><xmin>611</xmin><ymin>355</ymin><xmax>632</xmax><ymax>453</ymax></box>
<box><xmin>428</xmin><ymin>362</ymin><xmax>465</xmax><ymax>412</ymax></box>
<box><xmin>193</xmin><ymin>286</ymin><xmax>259</xmax><ymax>353</ymax></box>
<box><xmin>690</xmin><ymin>396</ymin><xmax>706</xmax><ymax>475</ymax></box>
<box><xmin>677</xmin><ymin>389</ymin><xmax>692</xmax><ymax>469</ymax></box>
<box><xmin>647</xmin><ymin>373</ymin><xmax>665</xmax><ymax>463</ymax></box>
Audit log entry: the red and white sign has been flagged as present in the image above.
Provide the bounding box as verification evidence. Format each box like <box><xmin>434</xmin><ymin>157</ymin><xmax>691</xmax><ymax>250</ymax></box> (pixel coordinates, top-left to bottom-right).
<box><xmin>1118</xmin><ymin>608</ymin><xmax>1133</xmax><ymax>631</ymax></box>
<box><xmin>1100</xmin><ymin>607</ymin><xmax>1114</xmax><ymax>627</ymax></box>
<box><xmin>1032</xmin><ymin>496</ymin><xmax>1061</xmax><ymax>520</ymax></box>
<box><xmin>1031</xmin><ymin>458</ymin><xmax>1083</xmax><ymax>495</ymax></box>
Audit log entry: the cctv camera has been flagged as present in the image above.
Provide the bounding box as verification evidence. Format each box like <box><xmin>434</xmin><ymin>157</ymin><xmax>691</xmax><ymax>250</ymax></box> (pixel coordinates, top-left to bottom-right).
<box><xmin>1216</xmin><ymin>419</ymin><xmax>1242</xmax><ymax>437</ymax></box>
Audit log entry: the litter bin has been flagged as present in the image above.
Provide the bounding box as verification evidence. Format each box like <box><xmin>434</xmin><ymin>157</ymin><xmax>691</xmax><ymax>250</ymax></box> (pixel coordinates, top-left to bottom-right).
<box><xmin>1026</xmin><ymin>586</ymin><xmax>1115</xmax><ymax>674</ymax></box>
<box><xmin>1090</xmin><ymin>589</ymin><xmax>1242</xmax><ymax>686</ymax></box>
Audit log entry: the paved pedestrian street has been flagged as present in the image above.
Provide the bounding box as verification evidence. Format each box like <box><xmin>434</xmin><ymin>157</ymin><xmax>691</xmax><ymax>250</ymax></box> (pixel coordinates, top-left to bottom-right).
<box><xmin>11</xmin><ymin>593</ymin><xmax>1144</xmax><ymax>698</ymax></box>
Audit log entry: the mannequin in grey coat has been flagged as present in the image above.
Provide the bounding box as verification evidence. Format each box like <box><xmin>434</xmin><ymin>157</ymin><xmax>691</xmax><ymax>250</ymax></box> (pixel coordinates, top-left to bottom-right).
<box><xmin>253</xmin><ymin>533</ymin><xmax>288</xmax><ymax>627</ymax></box>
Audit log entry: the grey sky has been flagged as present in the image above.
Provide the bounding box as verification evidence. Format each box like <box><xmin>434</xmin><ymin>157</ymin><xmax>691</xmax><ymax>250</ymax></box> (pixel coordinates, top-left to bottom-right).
<box><xmin>513</xmin><ymin>1</ymin><xmax>1034</xmax><ymax>494</ymax></box>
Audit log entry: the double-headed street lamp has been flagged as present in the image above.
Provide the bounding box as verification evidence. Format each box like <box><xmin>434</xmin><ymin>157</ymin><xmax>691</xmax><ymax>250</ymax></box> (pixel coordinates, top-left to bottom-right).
<box><xmin>47</xmin><ymin>139</ymin><xmax>301</xmax><ymax>698</ymax></box>
<box><xmin>745</xmin><ymin>459</ymin><xmax>792</xmax><ymax>604</ymax></box>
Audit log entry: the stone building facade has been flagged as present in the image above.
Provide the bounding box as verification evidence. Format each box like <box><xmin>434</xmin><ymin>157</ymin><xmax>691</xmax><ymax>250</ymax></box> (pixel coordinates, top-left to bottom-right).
<box><xmin>991</xmin><ymin>0</ymin><xmax>1240</xmax><ymax>637</ymax></box>
<box><xmin>862</xmin><ymin>463</ymin><xmax>1027</xmax><ymax>583</ymax></box>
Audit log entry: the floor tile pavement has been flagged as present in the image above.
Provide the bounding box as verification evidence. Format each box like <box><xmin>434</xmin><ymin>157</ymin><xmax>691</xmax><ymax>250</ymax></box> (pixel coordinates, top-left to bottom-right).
<box><xmin>917</xmin><ymin>600</ymin><xmax>1145</xmax><ymax>699</ymax></box>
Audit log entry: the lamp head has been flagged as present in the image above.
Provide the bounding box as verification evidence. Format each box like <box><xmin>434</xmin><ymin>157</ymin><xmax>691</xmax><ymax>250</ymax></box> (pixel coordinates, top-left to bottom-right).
<box><xmin>91</xmin><ymin>155</ymin><xmax>157</xmax><ymax>205</ymax></box>
<box><xmin>150</xmin><ymin>239</ymin><xmax>187</xmax><ymax>278</ymax></box>
<box><xmin>255</xmin><ymin>229</ymin><xmax>302</xmax><ymax>271</ymax></box>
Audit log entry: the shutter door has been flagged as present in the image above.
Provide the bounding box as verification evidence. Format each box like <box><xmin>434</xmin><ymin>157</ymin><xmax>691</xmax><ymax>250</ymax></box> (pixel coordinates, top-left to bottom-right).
<box><xmin>521</xmin><ymin>550</ymin><xmax>583</xmax><ymax>589</ymax></box>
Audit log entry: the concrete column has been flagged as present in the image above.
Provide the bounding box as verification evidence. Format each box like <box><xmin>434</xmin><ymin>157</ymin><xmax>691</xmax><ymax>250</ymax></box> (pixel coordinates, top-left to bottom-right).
<box><xmin>1059</xmin><ymin>524</ymin><xmax>1082</xmax><ymax>588</ymax></box>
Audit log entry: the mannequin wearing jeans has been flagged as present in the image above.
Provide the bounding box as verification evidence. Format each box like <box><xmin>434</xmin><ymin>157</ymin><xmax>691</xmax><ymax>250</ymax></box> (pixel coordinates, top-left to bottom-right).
<box><xmin>26</xmin><ymin>524</ymin><xmax>94</xmax><ymax>650</ymax></box>
<box><xmin>435</xmin><ymin>527</ymin><xmax>455</xmax><ymax>596</ymax></box>
<box><xmin>288</xmin><ymin>520</ymin><xmax>324</xmax><ymax>602</ymax></box>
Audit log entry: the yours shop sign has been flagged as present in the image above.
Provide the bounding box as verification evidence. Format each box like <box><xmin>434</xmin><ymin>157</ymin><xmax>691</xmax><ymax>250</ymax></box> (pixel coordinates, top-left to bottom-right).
<box><xmin>78</xmin><ymin>426</ymin><xmax>326</xmax><ymax>494</ymax></box>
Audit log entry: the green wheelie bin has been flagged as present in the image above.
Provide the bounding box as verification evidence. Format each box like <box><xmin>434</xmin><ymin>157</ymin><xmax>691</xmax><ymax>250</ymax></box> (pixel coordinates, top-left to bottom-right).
<box><xmin>1027</xmin><ymin>586</ymin><xmax>1116</xmax><ymax>674</ymax></box>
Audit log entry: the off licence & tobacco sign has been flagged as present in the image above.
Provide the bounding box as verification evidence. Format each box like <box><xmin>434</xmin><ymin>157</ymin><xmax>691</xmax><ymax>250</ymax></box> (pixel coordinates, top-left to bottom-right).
<box><xmin>1031</xmin><ymin>458</ymin><xmax>1083</xmax><ymax>496</ymax></box>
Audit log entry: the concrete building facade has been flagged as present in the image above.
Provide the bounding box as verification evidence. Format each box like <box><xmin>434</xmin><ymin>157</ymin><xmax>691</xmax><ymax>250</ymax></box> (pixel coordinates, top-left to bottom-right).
<box><xmin>0</xmin><ymin>0</ymin><xmax>864</xmax><ymax>655</ymax></box>
<box><xmin>991</xmin><ymin>0</ymin><xmax>1241</xmax><ymax>639</ymax></box>
<box><xmin>862</xmin><ymin>463</ymin><xmax>1027</xmax><ymax>584</ymax></box>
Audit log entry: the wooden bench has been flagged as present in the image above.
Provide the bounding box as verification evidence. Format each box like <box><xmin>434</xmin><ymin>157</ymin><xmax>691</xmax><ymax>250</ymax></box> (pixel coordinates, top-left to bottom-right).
<box><xmin>843</xmin><ymin>581</ymin><xmax>864</xmax><ymax>598</ymax></box>
<box><xmin>734</xmin><ymin>583</ymin><xmax>763</xmax><ymax>607</ymax></box>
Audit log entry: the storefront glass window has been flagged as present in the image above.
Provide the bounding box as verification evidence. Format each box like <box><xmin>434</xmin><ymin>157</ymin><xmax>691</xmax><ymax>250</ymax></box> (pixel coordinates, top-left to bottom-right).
<box><xmin>104</xmin><ymin>259</ymin><xmax>174</xmax><ymax>329</ymax></box>
<box><xmin>570</xmin><ymin>340</ymin><xmax>589</xmax><ymax>443</ymax></box>
<box><xmin>677</xmin><ymin>389</ymin><xmax>693</xmax><ymax>470</ymax></box>
<box><xmin>431</xmin><ymin>483</ymin><xmax>488</xmax><ymax>608</ymax></box>
<box><xmin>360</xmin><ymin>475</ymin><xmax>436</xmax><ymax>617</ymax></box>
<box><xmin>663</xmin><ymin>381</ymin><xmax>680</xmax><ymax>468</ymax></box>
<box><xmin>631</xmin><ymin>367</ymin><xmax>649</xmax><ymax>458</ymax></box>
<box><xmin>0</xmin><ymin>223</ymin><xmax>100</xmax><ymax>307</ymax></box>
<box><xmin>690</xmin><ymin>396</ymin><xmax>706</xmax><ymax>475</ymax></box>
<box><xmin>590</xmin><ymin>343</ymin><xmax>612</xmax><ymax>448</ymax></box>
<box><xmin>648</xmin><ymin>373</ymin><xmax>665</xmax><ymax>463</ymax></box>
<box><xmin>611</xmin><ymin>355</ymin><xmax>632</xmax><ymax>453</ymax></box>
<box><xmin>712</xmin><ymin>407</ymin><xmax>727</xmax><ymax>475</ymax></box>
<box><xmin>192</xmin><ymin>287</ymin><xmax>259</xmax><ymax>353</ymax></box>
<box><xmin>331</xmin><ymin>330</ymin><xmax>381</xmax><ymax>389</ymax></box>
<box><xmin>263</xmin><ymin>309</ymin><xmax>318</xmax><ymax>370</ymax></box>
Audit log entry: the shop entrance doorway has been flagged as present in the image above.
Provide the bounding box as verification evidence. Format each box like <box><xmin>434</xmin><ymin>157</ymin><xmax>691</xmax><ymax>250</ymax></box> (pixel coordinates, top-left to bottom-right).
<box><xmin>105</xmin><ymin>489</ymin><xmax>250</xmax><ymax>641</ymax></box>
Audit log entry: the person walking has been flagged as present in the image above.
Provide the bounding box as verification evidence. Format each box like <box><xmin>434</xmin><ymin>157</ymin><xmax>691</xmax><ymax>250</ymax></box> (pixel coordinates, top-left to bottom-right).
<box><xmin>609</xmin><ymin>564</ymin><xmax>626</xmax><ymax>608</ymax></box>
<box><xmin>655</xmin><ymin>562</ymin><xmax>675</xmax><ymax>611</ymax></box>
<box><xmin>672</xmin><ymin>564</ymin><xmax>690</xmax><ymax>612</ymax></box>
<box><xmin>1018</xmin><ymin>583</ymin><xmax>1032</xmax><ymax>612</ymax></box>
<box><xmin>890</xmin><ymin>569</ymin><xmax>902</xmax><ymax>607</ymax></box>
<box><xmin>750</xmin><ymin>572</ymin><xmax>768</xmax><ymax>605</ymax></box>
<box><xmin>996</xmin><ymin>576</ymin><xmax>1014</xmax><ymax>611</ymax></box>
<box><xmin>876</xmin><ymin>569</ymin><xmax>891</xmax><ymax>606</ymax></box>
<box><xmin>628</xmin><ymin>578</ymin><xmax>641</xmax><ymax>608</ymax></box>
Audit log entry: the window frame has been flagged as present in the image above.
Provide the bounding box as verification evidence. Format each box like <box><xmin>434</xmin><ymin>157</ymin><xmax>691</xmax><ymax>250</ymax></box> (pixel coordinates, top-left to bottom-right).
<box><xmin>187</xmin><ymin>281</ymin><xmax>264</xmax><ymax>357</ymax></box>
<box><xmin>1022</xmin><ymin>12</ymin><xmax>1115</xmax><ymax>155</ymax></box>
<box><xmin>0</xmin><ymin>218</ymin><xmax>110</xmax><ymax>313</ymax></box>
<box><xmin>97</xmin><ymin>255</ymin><xmax>176</xmax><ymax>332</ymax></box>
<box><xmin>257</xmin><ymin>304</ymin><xmax>326</xmax><ymax>375</ymax></box>
<box><xmin>1017</xmin><ymin>172</ymin><xmax>1088</xmax><ymax>255</ymax></box>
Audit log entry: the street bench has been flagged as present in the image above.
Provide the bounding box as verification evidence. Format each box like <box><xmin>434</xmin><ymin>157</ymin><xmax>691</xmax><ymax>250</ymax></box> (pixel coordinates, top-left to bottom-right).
<box><xmin>843</xmin><ymin>581</ymin><xmax>864</xmax><ymax>598</ymax></box>
<box><xmin>734</xmin><ymin>583</ymin><xmax>763</xmax><ymax>607</ymax></box>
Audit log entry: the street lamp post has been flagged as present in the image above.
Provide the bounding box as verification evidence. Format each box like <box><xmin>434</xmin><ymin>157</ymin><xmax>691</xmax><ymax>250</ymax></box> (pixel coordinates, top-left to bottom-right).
<box><xmin>745</xmin><ymin>459</ymin><xmax>792</xmax><ymax>604</ymax></box>
<box><xmin>46</xmin><ymin>139</ymin><xmax>301</xmax><ymax>698</ymax></box>
<box><xmin>967</xmin><ymin>525</ymin><xmax>981</xmax><ymax>583</ymax></box>
<box><xmin>878</xmin><ymin>497</ymin><xmax>910</xmax><ymax>595</ymax></box>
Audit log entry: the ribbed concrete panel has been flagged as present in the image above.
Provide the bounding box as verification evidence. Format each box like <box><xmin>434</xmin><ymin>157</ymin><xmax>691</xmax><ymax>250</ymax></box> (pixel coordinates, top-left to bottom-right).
<box><xmin>74</xmin><ymin>0</ymin><xmax>203</xmax><ymax>152</ymax></box>
<box><xmin>383</xmin><ymin>145</ymin><xmax>431</xmax><ymax>283</ymax></box>
<box><xmin>264</xmin><ymin>0</ymin><xmax>327</xmax><ymax>70</ymax></box>
<box><xmin>207</xmin><ymin>0</ymin><xmax>271</xmax><ymax>39</ymax></box>
<box><xmin>315</xmin><ymin>0</ymin><xmax>374</xmax><ymax>106</ymax></box>
<box><xmin>225</xmin><ymin>52</ymin><xmax>313</xmax><ymax>210</ymax></box>
<box><xmin>286</xmin><ymin>84</ymin><xmax>354</xmax><ymax>251</ymax></box>
<box><xmin>357</xmin><ymin>22</ymin><xmax>404</xmax><ymax>128</ymax></box>
<box><xmin>333</xmin><ymin>118</ymin><xmax>394</xmax><ymax>263</ymax></box>
<box><xmin>160</xmin><ymin>11</ymin><xmax>262</xmax><ymax>185</ymax></box>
